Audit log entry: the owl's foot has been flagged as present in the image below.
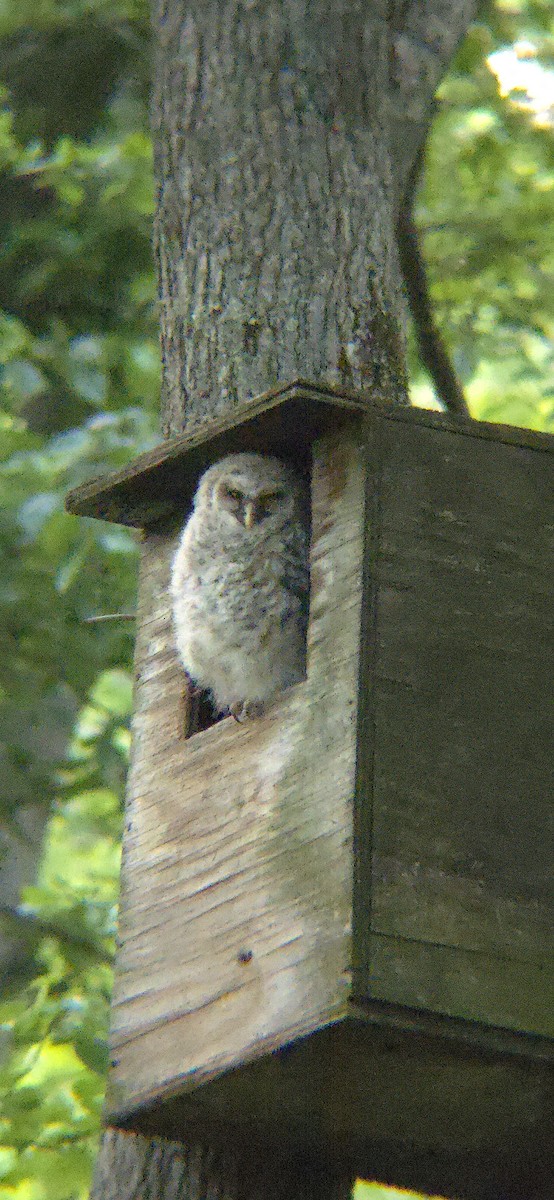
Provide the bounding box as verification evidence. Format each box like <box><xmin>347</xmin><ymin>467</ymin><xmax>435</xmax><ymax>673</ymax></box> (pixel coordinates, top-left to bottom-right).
<box><xmin>230</xmin><ymin>700</ymin><xmax>265</xmax><ymax>723</ymax></box>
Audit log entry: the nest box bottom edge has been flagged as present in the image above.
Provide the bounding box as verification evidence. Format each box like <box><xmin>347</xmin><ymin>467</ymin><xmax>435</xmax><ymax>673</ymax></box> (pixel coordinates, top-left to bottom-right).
<box><xmin>106</xmin><ymin>1006</ymin><xmax>554</xmax><ymax>1200</ymax></box>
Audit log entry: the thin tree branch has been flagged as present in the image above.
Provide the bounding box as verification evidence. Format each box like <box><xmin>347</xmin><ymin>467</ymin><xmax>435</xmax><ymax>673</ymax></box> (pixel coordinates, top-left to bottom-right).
<box><xmin>388</xmin><ymin>1</ymin><xmax>484</xmax><ymax>198</ymax></box>
<box><xmin>397</xmin><ymin>204</ymin><xmax>470</xmax><ymax>417</ymax></box>
<box><xmin>0</xmin><ymin>904</ymin><xmax>114</xmax><ymax>963</ymax></box>
<box><xmin>83</xmin><ymin>613</ymin><xmax>136</xmax><ymax>623</ymax></box>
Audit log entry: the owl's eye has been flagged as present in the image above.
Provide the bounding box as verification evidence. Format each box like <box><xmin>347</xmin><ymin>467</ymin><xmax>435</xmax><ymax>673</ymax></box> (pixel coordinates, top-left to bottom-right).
<box><xmin>221</xmin><ymin>485</ymin><xmax>243</xmax><ymax>504</ymax></box>
<box><xmin>256</xmin><ymin>490</ymin><xmax>283</xmax><ymax>518</ymax></box>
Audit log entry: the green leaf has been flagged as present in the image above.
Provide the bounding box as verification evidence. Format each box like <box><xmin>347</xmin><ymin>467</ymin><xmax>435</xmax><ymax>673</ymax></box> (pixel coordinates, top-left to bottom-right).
<box><xmin>89</xmin><ymin>670</ymin><xmax>133</xmax><ymax>718</ymax></box>
<box><xmin>0</xmin><ymin>1147</ymin><xmax>18</xmax><ymax>1179</ymax></box>
<box><xmin>71</xmin><ymin>1034</ymin><xmax>109</xmax><ymax>1077</ymax></box>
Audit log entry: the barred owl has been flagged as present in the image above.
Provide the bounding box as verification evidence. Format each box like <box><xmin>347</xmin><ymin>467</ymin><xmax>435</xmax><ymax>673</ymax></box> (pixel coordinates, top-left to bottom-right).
<box><xmin>171</xmin><ymin>453</ymin><xmax>309</xmax><ymax>720</ymax></box>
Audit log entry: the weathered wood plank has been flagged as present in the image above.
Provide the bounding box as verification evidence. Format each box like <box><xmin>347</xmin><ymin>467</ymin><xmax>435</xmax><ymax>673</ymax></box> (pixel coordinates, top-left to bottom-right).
<box><xmin>368</xmin><ymin>934</ymin><xmax>554</xmax><ymax>1036</ymax></box>
<box><xmin>65</xmin><ymin>380</ymin><xmax>553</xmax><ymax>527</ymax></box>
<box><xmin>108</xmin><ymin>431</ymin><xmax>365</xmax><ymax>1115</ymax></box>
<box><xmin>65</xmin><ymin>384</ymin><xmax>366</xmax><ymax>526</ymax></box>
<box><xmin>100</xmin><ymin>405</ymin><xmax>554</xmax><ymax>1184</ymax></box>
<box><xmin>109</xmin><ymin>1014</ymin><xmax>553</xmax><ymax>1200</ymax></box>
<box><xmin>358</xmin><ymin>419</ymin><xmax>554</xmax><ymax>1032</ymax></box>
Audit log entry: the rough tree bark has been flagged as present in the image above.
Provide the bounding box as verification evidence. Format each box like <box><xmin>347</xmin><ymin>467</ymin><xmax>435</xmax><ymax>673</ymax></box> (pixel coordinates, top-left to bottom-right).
<box><xmin>91</xmin><ymin>2</ymin><xmax>482</xmax><ymax>1197</ymax></box>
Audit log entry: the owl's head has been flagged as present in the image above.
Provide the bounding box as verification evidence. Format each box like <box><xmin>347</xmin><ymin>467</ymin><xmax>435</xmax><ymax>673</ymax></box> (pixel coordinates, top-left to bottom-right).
<box><xmin>194</xmin><ymin>453</ymin><xmax>305</xmax><ymax>534</ymax></box>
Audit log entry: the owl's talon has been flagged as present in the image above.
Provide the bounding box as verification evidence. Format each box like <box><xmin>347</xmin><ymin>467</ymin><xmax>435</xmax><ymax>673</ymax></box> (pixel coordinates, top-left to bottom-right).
<box><xmin>229</xmin><ymin>700</ymin><xmax>265</xmax><ymax>722</ymax></box>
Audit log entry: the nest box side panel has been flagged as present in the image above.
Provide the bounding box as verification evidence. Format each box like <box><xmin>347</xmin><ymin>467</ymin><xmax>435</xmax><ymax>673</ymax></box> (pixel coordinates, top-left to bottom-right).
<box><xmin>364</xmin><ymin>419</ymin><xmax>554</xmax><ymax>1036</ymax></box>
<box><xmin>106</xmin><ymin>430</ymin><xmax>365</xmax><ymax>1122</ymax></box>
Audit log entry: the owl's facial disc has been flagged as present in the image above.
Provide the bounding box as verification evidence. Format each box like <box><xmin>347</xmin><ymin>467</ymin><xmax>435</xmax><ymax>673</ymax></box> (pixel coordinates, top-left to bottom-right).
<box><xmin>216</xmin><ymin>479</ymin><xmax>286</xmax><ymax>528</ymax></box>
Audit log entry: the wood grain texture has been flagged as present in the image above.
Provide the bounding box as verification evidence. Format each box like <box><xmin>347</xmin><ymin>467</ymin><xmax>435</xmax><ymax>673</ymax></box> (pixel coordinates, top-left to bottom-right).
<box><xmin>102</xmin><ymin>406</ymin><xmax>553</xmax><ymax>1193</ymax></box>
<box><xmin>358</xmin><ymin>419</ymin><xmax>554</xmax><ymax>1035</ymax></box>
<box><xmin>90</xmin><ymin>1128</ymin><xmax>353</xmax><ymax>1200</ymax></box>
<box><xmin>65</xmin><ymin>385</ymin><xmax>365</xmax><ymax>526</ymax></box>
<box><xmin>109</xmin><ymin>1018</ymin><xmax>553</xmax><ymax>1200</ymax></box>
<box><xmin>368</xmin><ymin>935</ymin><xmax>553</xmax><ymax>1036</ymax></box>
<box><xmin>64</xmin><ymin>381</ymin><xmax>553</xmax><ymax>528</ymax></box>
<box><xmin>108</xmin><ymin>431</ymin><xmax>365</xmax><ymax>1115</ymax></box>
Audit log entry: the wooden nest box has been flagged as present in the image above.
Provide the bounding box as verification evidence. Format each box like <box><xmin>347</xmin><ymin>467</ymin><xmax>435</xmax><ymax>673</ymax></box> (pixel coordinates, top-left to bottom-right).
<box><xmin>67</xmin><ymin>382</ymin><xmax>554</xmax><ymax>1198</ymax></box>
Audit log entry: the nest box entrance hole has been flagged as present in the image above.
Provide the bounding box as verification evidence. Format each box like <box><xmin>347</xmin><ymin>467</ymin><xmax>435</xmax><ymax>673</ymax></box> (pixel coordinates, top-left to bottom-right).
<box><xmin>180</xmin><ymin>454</ymin><xmax>313</xmax><ymax>740</ymax></box>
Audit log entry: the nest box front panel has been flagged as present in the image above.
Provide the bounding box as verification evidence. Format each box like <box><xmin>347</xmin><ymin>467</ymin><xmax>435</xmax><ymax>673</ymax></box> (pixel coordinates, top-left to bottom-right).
<box><xmin>107</xmin><ymin>428</ymin><xmax>365</xmax><ymax>1119</ymax></box>
<box><xmin>362</xmin><ymin>418</ymin><xmax>554</xmax><ymax>1037</ymax></box>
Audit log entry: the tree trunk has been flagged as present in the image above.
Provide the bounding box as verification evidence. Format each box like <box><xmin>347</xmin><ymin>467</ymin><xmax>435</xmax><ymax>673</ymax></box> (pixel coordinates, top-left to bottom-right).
<box><xmin>154</xmin><ymin>0</ymin><xmax>408</xmax><ymax>434</ymax></box>
<box><xmin>91</xmin><ymin>1</ymin><xmax>482</xmax><ymax>1196</ymax></box>
<box><xmin>91</xmin><ymin>1128</ymin><xmax>353</xmax><ymax>1200</ymax></box>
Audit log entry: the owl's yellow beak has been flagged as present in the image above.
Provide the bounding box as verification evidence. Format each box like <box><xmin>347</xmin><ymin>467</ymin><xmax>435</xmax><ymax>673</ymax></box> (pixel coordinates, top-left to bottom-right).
<box><xmin>243</xmin><ymin>501</ymin><xmax>256</xmax><ymax>529</ymax></box>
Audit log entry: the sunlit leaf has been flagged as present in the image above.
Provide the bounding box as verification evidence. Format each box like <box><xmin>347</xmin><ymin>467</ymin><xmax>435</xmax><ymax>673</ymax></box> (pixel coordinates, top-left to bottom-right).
<box><xmin>89</xmin><ymin>670</ymin><xmax>133</xmax><ymax>718</ymax></box>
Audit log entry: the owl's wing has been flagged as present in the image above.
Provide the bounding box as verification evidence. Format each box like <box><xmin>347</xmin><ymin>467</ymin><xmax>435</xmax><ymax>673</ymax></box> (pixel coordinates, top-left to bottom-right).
<box><xmin>280</xmin><ymin>544</ymin><xmax>310</xmax><ymax>632</ymax></box>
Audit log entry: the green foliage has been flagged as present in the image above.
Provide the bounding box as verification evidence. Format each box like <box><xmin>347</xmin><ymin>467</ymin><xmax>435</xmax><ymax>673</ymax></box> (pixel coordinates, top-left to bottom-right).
<box><xmin>354</xmin><ymin>1185</ymin><xmax>439</xmax><ymax>1200</ymax></box>
<box><xmin>412</xmin><ymin>2</ymin><xmax>554</xmax><ymax>430</ymax></box>
<box><xmin>0</xmin><ymin>2</ymin><xmax>154</xmax><ymax>1191</ymax></box>
<box><xmin>0</xmin><ymin>668</ymin><xmax>130</xmax><ymax>1198</ymax></box>
<box><xmin>0</xmin><ymin>0</ymin><xmax>157</xmax><ymax>836</ymax></box>
<box><xmin>0</xmin><ymin>0</ymin><xmax>551</xmax><ymax>1197</ymax></box>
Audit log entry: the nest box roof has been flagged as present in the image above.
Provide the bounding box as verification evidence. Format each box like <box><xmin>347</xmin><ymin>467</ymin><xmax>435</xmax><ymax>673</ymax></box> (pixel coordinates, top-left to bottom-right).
<box><xmin>65</xmin><ymin>379</ymin><xmax>553</xmax><ymax>529</ymax></box>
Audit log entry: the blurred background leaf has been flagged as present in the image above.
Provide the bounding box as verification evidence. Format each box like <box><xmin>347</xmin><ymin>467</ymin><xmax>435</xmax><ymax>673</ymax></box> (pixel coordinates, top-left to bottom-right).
<box><xmin>410</xmin><ymin>0</ymin><xmax>554</xmax><ymax>429</ymax></box>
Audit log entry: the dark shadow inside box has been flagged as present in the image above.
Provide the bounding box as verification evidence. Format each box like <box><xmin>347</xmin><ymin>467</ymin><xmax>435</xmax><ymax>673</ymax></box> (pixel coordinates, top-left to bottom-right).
<box><xmin>184</xmin><ymin>681</ymin><xmax>223</xmax><ymax>738</ymax></box>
